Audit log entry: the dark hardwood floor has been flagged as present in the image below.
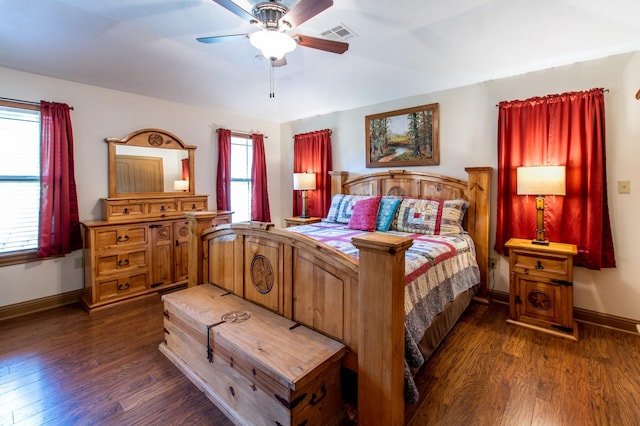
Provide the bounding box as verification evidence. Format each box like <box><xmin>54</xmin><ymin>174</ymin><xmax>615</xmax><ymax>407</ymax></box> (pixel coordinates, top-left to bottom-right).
<box><xmin>1</xmin><ymin>294</ymin><xmax>639</xmax><ymax>425</ymax></box>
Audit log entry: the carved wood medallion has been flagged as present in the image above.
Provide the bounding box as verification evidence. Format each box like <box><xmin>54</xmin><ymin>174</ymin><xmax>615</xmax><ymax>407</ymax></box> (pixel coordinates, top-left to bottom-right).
<box><xmin>528</xmin><ymin>290</ymin><xmax>552</xmax><ymax>311</ymax></box>
<box><xmin>251</xmin><ymin>255</ymin><xmax>274</xmax><ymax>294</ymax></box>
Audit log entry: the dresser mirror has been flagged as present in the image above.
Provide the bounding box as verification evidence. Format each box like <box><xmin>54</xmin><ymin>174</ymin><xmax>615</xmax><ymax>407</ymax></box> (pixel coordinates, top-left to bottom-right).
<box><xmin>106</xmin><ymin>128</ymin><xmax>196</xmax><ymax>198</ymax></box>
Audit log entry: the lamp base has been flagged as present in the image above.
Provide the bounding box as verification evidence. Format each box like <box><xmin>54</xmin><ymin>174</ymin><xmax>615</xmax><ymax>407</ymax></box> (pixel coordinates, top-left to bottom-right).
<box><xmin>532</xmin><ymin>239</ymin><xmax>550</xmax><ymax>246</ymax></box>
<box><xmin>300</xmin><ymin>190</ymin><xmax>309</xmax><ymax>219</ymax></box>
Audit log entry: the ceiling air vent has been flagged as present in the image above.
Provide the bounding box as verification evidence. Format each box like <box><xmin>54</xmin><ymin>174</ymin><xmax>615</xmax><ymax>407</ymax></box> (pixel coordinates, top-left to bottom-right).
<box><xmin>320</xmin><ymin>24</ymin><xmax>356</xmax><ymax>41</ymax></box>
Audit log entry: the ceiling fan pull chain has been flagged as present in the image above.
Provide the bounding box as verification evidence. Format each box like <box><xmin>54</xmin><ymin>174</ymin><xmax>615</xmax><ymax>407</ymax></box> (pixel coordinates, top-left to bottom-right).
<box><xmin>270</xmin><ymin>65</ymin><xmax>275</xmax><ymax>98</ymax></box>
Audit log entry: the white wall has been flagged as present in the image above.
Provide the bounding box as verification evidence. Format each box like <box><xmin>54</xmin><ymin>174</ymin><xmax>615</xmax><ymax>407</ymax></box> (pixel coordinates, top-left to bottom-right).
<box><xmin>4</xmin><ymin>51</ymin><xmax>640</xmax><ymax>322</ymax></box>
<box><xmin>0</xmin><ymin>66</ymin><xmax>283</xmax><ymax>307</ymax></box>
<box><xmin>281</xmin><ymin>52</ymin><xmax>640</xmax><ymax>322</ymax></box>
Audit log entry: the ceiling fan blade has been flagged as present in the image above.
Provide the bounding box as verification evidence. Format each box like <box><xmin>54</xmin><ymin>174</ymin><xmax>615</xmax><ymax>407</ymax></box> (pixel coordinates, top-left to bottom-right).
<box><xmin>210</xmin><ymin>0</ymin><xmax>256</xmax><ymax>23</ymax></box>
<box><xmin>280</xmin><ymin>0</ymin><xmax>333</xmax><ymax>28</ymax></box>
<box><xmin>271</xmin><ymin>57</ymin><xmax>287</xmax><ymax>67</ymax></box>
<box><xmin>293</xmin><ymin>34</ymin><xmax>348</xmax><ymax>54</ymax></box>
<box><xmin>197</xmin><ymin>33</ymin><xmax>249</xmax><ymax>44</ymax></box>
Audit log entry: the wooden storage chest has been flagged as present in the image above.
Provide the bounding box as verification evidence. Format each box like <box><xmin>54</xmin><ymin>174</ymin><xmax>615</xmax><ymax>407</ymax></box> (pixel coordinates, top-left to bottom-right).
<box><xmin>159</xmin><ymin>284</ymin><xmax>346</xmax><ymax>426</ymax></box>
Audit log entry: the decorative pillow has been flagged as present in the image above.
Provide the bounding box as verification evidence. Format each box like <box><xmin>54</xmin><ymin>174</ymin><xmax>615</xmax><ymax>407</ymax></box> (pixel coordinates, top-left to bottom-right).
<box><xmin>375</xmin><ymin>197</ymin><xmax>402</xmax><ymax>232</ymax></box>
<box><xmin>336</xmin><ymin>195</ymin><xmax>376</xmax><ymax>224</ymax></box>
<box><xmin>322</xmin><ymin>194</ymin><xmax>345</xmax><ymax>223</ymax></box>
<box><xmin>396</xmin><ymin>198</ymin><xmax>469</xmax><ymax>235</ymax></box>
<box><xmin>388</xmin><ymin>199</ymin><xmax>403</xmax><ymax>231</ymax></box>
<box><xmin>347</xmin><ymin>196</ymin><xmax>382</xmax><ymax>231</ymax></box>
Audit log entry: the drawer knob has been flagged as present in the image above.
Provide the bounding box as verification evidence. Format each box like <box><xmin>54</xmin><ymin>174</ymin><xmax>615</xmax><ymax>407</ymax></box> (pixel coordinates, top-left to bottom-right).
<box><xmin>160</xmin><ymin>205</ymin><xmax>165</xmax><ymax>212</ymax></box>
<box><xmin>118</xmin><ymin>282</ymin><xmax>130</xmax><ymax>291</ymax></box>
<box><xmin>192</xmin><ymin>203</ymin><xmax>197</xmax><ymax>210</ymax></box>
<box><xmin>117</xmin><ymin>235</ymin><xmax>129</xmax><ymax>243</ymax></box>
<box><xmin>117</xmin><ymin>259</ymin><xmax>129</xmax><ymax>267</ymax></box>
<box><xmin>535</xmin><ymin>260</ymin><xmax>544</xmax><ymax>270</ymax></box>
<box><xmin>123</xmin><ymin>207</ymin><xmax>129</xmax><ymax>215</ymax></box>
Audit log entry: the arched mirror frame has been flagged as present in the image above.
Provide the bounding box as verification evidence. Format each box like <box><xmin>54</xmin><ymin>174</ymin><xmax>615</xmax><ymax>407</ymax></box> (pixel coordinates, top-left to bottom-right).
<box><xmin>106</xmin><ymin>128</ymin><xmax>196</xmax><ymax>198</ymax></box>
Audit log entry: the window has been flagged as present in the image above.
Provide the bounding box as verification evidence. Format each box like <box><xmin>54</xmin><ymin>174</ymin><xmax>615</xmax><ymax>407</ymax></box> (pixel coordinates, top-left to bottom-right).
<box><xmin>0</xmin><ymin>101</ymin><xmax>41</xmax><ymax>261</ymax></box>
<box><xmin>230</xmin><ymin>134</ymin><xmax>252</xmax><ymax>222</ymax></box>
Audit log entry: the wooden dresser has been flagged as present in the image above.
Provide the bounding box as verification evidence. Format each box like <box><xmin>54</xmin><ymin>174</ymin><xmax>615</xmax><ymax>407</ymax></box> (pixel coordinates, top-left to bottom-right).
<box><xmin>81</xmin><ymin>128</ymin><xmax>233</xmax><ymax>311</ymax></box>
<box><xmin>81</xmin><ymin>205</ymin><xmax>232</xmax><ymax>311</ymax></box>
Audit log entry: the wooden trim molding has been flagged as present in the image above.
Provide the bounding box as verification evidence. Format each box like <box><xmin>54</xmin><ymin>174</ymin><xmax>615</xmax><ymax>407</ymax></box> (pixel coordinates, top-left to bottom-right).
<box><xmin>491</xmin><ymin>290</ymin><xmax>639</xmax><ymax>334</ymax></box>
<box><xmin>0</xmin><ymin>290</ymin><xmax>82</xmax><ymax>321</ymax></box>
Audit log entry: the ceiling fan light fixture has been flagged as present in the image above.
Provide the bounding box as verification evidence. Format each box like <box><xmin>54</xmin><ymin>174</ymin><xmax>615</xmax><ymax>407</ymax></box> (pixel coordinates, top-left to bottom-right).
<box><xmin>250</xmin><ymin>30</ymin><xmax>296</xmax><ymax>60</ymax></box>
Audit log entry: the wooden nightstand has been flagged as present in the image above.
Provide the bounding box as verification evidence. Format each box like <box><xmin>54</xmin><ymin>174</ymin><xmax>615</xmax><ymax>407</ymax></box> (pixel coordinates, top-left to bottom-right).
<box><xmin>283</xmin><ymin>216</ymin><xmax>322</xmax><ymax>228</ymax></box>
<box><xmin>504</xmin><ymin>238</ymin><xmax>578</xmax><ymax>340</ymax></box>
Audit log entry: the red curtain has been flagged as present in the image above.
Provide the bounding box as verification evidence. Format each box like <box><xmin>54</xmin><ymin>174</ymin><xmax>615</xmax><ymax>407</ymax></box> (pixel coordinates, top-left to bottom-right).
<box><xmin>495</xmin><ymin>88</ymin><xmax>615</xmax><ymax>269</ymax></box>
<box><xmin>181</xmin><ymin>158</ymin><xmax>189</xmax><ymax>180</ymax></box>
<box><xmin>38</xmin><ymin>101</ymin><xmax>81</xmax><ymax>257</ymax></box>
<box><xmin>292</xmin><ymin>129</ymin><xmax>332</xmax><ymax>217</ymax></box>
<box><xmin>251</xmin><ymin>134</ymin><xmax>271</xmax><ymax>222</ymax></box>
<box><xmin>216</xmin><ymin>128</ymin><xmax>231</xmax><ymax>210</ymax></box>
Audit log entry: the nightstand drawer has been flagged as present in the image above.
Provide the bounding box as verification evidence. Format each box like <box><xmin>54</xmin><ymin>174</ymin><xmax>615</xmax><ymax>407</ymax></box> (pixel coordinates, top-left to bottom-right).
<box><xmin>512</xmin><ymin>251</ymin><xmax>570</xmax><ymax>279</ymax></box>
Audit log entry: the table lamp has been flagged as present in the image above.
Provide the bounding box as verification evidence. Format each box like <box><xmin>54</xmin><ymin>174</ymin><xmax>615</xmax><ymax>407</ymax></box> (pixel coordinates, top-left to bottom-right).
<box><xmin>173</xmin><ymin>180</ymin><xmax>189</xmax><ymax>192</ymax></box>
<box><xmin>517</xmin><ymin>165</ymin><xmax>566</xmax><ymax>245</ymax></box>
<box><xmin>293</xmin><ymin>172</ymin><xmax>316</xmax><ymax>218</ymax></box>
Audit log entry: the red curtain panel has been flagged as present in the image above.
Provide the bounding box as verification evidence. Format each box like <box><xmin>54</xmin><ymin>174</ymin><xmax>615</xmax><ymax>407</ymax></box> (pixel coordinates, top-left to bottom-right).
<box><xmin>495</xmin><ymin>88</ymin><xmax>615</xmax><ymax>269</ymax></box>
<box><xmin>181</xmin><ymin>158</ymin><xmax>189</xmax><ymax>180</ymax></box>
<box><xmin>251</xmin><ymin>133</ymin><xmax>271</xmax><ymax>222</ymax></box>
<box><xmin>292</xmin><ymin>129</ymin><xmax>332</xmax><ymax>218</ymax></box>
<box><xmin>38</xmin><ymin>101</ymin><xmax>81</xmax><ymax>257</ymax></box>
<box><xmin>216</xmin><ymin>128</ymin><xmax>231</xmax><ymax>211</ymax></box>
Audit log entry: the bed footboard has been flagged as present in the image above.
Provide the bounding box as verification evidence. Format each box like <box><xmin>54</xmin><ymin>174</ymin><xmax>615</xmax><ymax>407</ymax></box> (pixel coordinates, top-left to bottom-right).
<box><xmin>186</xmin><ymin>219</ymin><xmax>362</xmax><ymax>367</ymax></box>
<box><xmin>185</xmin><ymin>217</ymin><xmax>413</xmax><ymax>424</ymax></box>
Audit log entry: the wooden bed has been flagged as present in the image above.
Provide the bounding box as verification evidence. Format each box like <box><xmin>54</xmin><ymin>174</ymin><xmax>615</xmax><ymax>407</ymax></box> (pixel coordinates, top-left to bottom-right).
<box><xmin>184</xmin><ymin>167</ymin><xmax>491</xmax><ymax>425</ymax></box>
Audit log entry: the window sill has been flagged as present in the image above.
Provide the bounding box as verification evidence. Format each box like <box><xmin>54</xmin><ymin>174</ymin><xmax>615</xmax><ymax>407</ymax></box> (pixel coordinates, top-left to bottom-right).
<box><xmin>0</xmin><ymin>250</ymin><xmax>44</xmax><ymax>267</ymax></box>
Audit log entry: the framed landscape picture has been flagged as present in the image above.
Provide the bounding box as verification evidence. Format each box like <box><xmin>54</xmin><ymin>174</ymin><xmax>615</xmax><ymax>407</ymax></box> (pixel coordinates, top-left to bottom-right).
<box><xmin>365</xmin><ymin>103</ymin><xmax>439</xmax><ymax>168</ymax></box>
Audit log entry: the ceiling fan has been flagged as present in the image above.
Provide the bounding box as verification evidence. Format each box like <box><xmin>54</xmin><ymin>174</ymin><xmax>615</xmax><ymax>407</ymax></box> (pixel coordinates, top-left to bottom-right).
<box><xmin>197</xmin><ymin>0</ymin><xmax>349</xmax><ymax>67</ymax></box>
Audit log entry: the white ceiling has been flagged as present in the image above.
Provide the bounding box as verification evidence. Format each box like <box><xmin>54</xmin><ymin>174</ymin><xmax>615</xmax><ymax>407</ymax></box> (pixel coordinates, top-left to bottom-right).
<box><xmin>1</xmin><ymin>0</ymin><xmax>640</xmax><ymax>123</ymax></box>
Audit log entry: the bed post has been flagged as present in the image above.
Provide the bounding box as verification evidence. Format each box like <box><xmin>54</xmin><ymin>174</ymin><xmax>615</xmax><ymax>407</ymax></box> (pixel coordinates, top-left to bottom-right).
<box><xmin>352</xmin><ymin>233</ymin><xmax>413</xmax><ymax>426</ymax></box>
<box><xmin>329</xmin><ymin>171</ymin><xmax>348</xmax><ymax>196</ymax></box>
<box><xmin>464</xmin><ymin>167</ymin><xmax>492</xmax><ymax>302</ymax></box>
<box><xmin>185</xmin><ymin>212</ymin><xmax>217</xmax><ymax>287</ymax></box>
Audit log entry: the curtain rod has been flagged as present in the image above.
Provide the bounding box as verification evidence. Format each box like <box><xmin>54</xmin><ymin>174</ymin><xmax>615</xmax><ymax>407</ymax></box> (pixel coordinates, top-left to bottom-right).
<box><xmin>495</xmin><ymin>88</ymin><xmax>609</xmax><ymax>107</ymax></box>
<box><xmin>0</xmin><ymin>96</ymin><xmax>75</xmax><ymax>110</ymax></box>
<box><xmin>217</xmin><ymin>127</ymin><xmax>267</xmax><ymax>138</ymax></box>
<box><xmin>292</xmin><ymin>128</ymin><xmax>332</xmax><ymax>139</ymax></box>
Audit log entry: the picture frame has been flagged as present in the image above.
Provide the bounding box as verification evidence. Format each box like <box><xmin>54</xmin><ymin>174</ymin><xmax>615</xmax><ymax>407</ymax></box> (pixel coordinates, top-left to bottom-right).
<box><xmin>365</xmin><ymin>103</ymin><xmax>439</xmax><ymax>168</ymax></box>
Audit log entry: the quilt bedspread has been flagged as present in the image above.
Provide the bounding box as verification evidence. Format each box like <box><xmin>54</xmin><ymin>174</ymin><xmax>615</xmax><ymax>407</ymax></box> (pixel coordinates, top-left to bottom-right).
<box><xmin>288</xmin><ymin>222</ymin><xmax>480</xmax><ymax>403</ymax></box>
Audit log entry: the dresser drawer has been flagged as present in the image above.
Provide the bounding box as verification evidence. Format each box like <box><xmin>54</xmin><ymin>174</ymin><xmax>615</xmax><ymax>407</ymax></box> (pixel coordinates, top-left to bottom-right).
<box><xmin>104</xmin><ymin>200</ymin><xmax>145</xmax><ymax>219</ymax></box>
<box><xmin>94</xmin><ymin>225</ymin><xmax>148</xmax><ymax>251</ymax></box>
<box><xmin>97</xmin><ymin>273</ymin><xmax>148</xmax><ymax>302</ymax></box>
<box><xmin>147</xmin><ymin>199</ymin><xmax>178</xmax><ymax>215</ymax></box>
<box><xmin>179</xmin><ymin>197</ymin><xmax>208</xmax><ymax>213</ymax></box>
<box><xmin>511</xmin><ymin>250</ymin><xmax>570</xmax><ymax>279</ymax></box>
<box><xmin>96</xmin><ymin>249</ymin><xmax>148</xmax><ymax>276</ymax></box>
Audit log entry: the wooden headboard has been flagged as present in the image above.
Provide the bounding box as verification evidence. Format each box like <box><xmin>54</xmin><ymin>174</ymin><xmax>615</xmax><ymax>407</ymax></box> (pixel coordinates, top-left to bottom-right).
<box><xmin>329</xmin><ymin>167</ymin><xmax>492</xmax><ymax>301</ymax></box>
